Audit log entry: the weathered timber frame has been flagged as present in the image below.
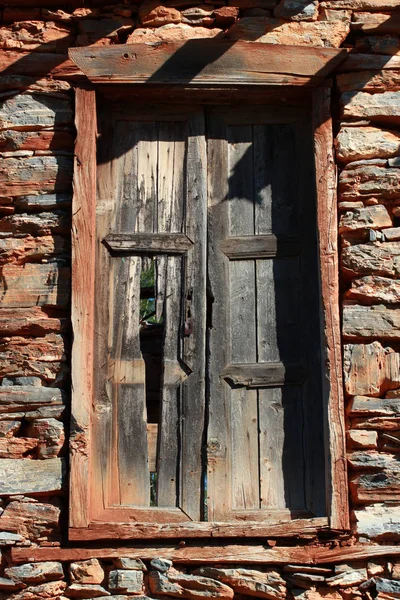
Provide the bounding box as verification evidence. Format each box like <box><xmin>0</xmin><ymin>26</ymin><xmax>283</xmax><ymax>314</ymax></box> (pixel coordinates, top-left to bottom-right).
<box><xmin>69</xmin><ymin>41</ymin><xmax>349</xmax><ymax>542</ymax></box>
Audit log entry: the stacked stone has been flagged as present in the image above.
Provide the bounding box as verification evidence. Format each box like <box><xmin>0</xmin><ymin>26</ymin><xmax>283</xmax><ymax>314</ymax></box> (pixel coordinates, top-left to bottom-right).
<box><xmin>1</xmin><ymin>557</ymin><xmax>400</xmax><ymax>600</ymax></box>
<box><xmin>332</xmin><ymin>0</ymin><xmax>400</xmax><ymax>542</ymax></box>
<box><xmin>0</xmin><ymin>0</ymin><xmax>399</xmax><ymax>578</ymax></box>
<box><xmin>0</xmin><ymin>45</ymin><xmax>73</xmax><ymax>546</ymax></box>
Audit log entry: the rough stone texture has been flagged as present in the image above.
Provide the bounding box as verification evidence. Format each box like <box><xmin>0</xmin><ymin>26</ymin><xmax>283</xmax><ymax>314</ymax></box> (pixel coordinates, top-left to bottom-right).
<box><xmin>4</xmin><ymin>562</ymin><xmax>64</xmax><ymax>584</ymax></box>
<box><xmin>0</xmin><ymin>386</ymin><xmax>65</xmax><ymax>414</ymax></box>
<box><xmin>194</xmin><ymin>568</ymin><xmax>286</xmax><ymax>600</ymax></box>
<box><xmin>0</xmin><ymin>94</ymin><xmax>72</xmax><ymax>132</ymax></box>
<box><xmin>339</xmin><ymin>164</ymin><xmax>400</xmax><ymax>201</ymax></box>
<box><xmin>182</xmin><ymin>6</ymin><xmax>214</xmax><ymax>26</ymax></box>
<box><xmin>345</xmin><ymin>276</ymin><xmax>400</xmax><ymax>305</ymax></box>
<box><xmin>351</xmin><ymin>470</ymin><xmax>400</xmax><ymax>503</ymax></box>
<box><xmin>0</xmin><ymin>263</ymin><xmax>70</xmax><ymax>308</ymax></box>
<box><xmin>352</xmin><ymin>12</ymin><xmax>400</xmax><ymax>34</ymax></box>
<box><xmin>149</xmin><ymin>571</ymin><xmax>235</xmax><ymax>600</ymax></box>
<box><xmin>0</xmin><ymin>499</ymin><xmax>60</xmax><ymax>542</ymax></box>
<box><xmin>70</xmin><ymin>560</ymin><xmax>105</xmax><ymax>585</ymax></box>
<box><xmin>347</xmin><ymin>429</ymin><xmax>378</xmax><ymax>449</ymax></box>
<box><xmin>139</xmin><ymin>0</ymin><xmax>182</xmax><ymax>26</ymax></box>
<box><xmin>0</xmin><ymin>155</ymin><xmax>73</xmax><ymax>197</ymax></box>
<box><xmin>113</xmin><ymin>558</ymin><xmax>147</xmax><ymax>571</ymax></box>
<box><xmin>0</xmin><ymin>0</ymin><xmax>399</xmax><ymax>574</ymax></box>
<box><xmin>355</xmin><ymin>36</ymin><xmax>400</xmax><ymax>56</ymax></box>
<box><xmin>26</xmin><ymin>418</ymin><xmax>65</xmax><ymax>458</ymax></box>
<box><xmin>337</xmin><ymin>70</ymin><xmax>400</xmax><ymax>92</ymax></box>
<box><xmin>0</xmin><ymin>307</ymin><xmax>66</xmax><ymax>336</ymax></box>
<box><xmin>274</xmin><ymin>0</ymin><xmax>319</xmax><ymax>21</ymax></box>
<box><xmin>0</xmin><ymin>211</ymin><xmax>70</xmax><ymax>235</ymax></box>
<box><xmin>8</xmin><ymin>580</ymin><xmax>67</xmax><ymax>600</ymax></box>
<box><xmin>341</xmin><ymin>92</ymin><xmax>400</xmax><ymax>123</ymax></box>
<box><xmin>385</xmin><ymin>228</ymin><xmax>400</xmax><ymax>242</ymax></box>
<box><xmin>325</xmin><ymin>570</ymin><xmax>367</xmax><ymax>587</ymax></box>
<box><xmin>227</xmin><ymin>18</ymin><xmax>350</xmax><ymax>46</ymax></box>
<box><xmin>0</xmin><ymin>21</ymin><xmax>73</xmax><ymax>53</ymax></box>
<box><xmin>109</xmin><ymin>570</ymin><xmax>144</xmax><ymax>594</ymax></box>
<box><xmin>127</xmin><ymin>23</ymin><xmax>223</xmax><ymax>41</ymax></box>
<box><xmin>0</xmin><ymin>130</ymin><xmax>74</xmax><ymax>153</ymax></box>
<box><xmin>343</xmin><ymin>304</ymin><xmax>400</xmax><ymax>340</ymax></box>
<box><xmin>0</xmin><ymin>334</ymin><xmax>66</xmax><ymax>382</ymax></box>
<box><xmin>339</xmin><ymin>205</ymin><xmax>392</xmax><ymax>233</ymax></box>
<box><xmin>66</xmin><ymin>583</ymin><xmax>110</xmax><ymax>598</ymax></box>
<box><xmin>342</xmin><ymin>243</ymin><xmax>400</xmax><ymax>278</ymax></box>
<box><xmin>0</xmin><ymin>235</ymin><xmax>68</xmax><ymax>265</ymax></box>
<box><xmin>0</xmin><ymin>458</ymin><xmax>64</xmax><ymax>495</ymax></box>
<box><xmin>347</xmin><ymin>395</ymin><xmax>400</xmax><ymax>416</ymax></box>
<box><xmin>214</xmin><ymin>6</ymin><xmax>239</xmax><ymax>26</ymax></box>
<box><xmin>0</xmin><ymin>436</ymin><xmax>38</xmax><ymax>458</ymax></box>
<box><xmin>343</xmin><ymin>342</ymin><xmax>400</xmax><ymax>396</ymax></box>
<box><xmin>336</xmin><ymin>127</ymin><xmax>400</xmax><ymax>162</ymax></box>
<box><xmin>321</xmin><ymin>1</ymin><xmax>400</xmax><ymax>9</ymax></box>
<box><xmin>375</xmin><ymin>578</ymin><xmax>400</xmax><ymax>596</ymax></box>
<box><xmin>347</xmin><ymin>450</ymin><xmax>399</xmax><ymax>470</ymax></box>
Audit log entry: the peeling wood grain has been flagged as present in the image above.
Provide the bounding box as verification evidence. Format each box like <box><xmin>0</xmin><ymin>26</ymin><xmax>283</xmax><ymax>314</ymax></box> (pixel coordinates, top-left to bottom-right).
<box><xmin>13</xmin><ymin>543</ymin><xmax>400</xmax><ymax>566</ymax></box>
<box><xmin>69</xmin><ymin>42</ymin><xmax>347</xmax><ymax>85</ymax></box>
<box><xmin>70</xmin><ymin>89</ymin><xmax>96</xmax><ymax>529</ymax></box>
<box><xmin>104</xmin><ymin>233</ymin><xmax>193</xmax><ymax>254</ymax></box>
<box><xmin>312</xmin><ymin>87</ymin><xmax>349</xmax><ymax>531</ymax></box>
<box><xmin>222</xmin><ymin>363</ymin><xmax>306</xmax><ymax>387</ymax></box>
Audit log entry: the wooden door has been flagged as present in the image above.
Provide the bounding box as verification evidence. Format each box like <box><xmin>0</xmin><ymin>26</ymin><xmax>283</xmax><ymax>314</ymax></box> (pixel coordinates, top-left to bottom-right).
<box><xmin>91</xmin><ymin>102</ymin><xmax>207</xmax><ymax>523</ymax></box>
<box><xmin>73</xmin><ymin>97</ymin><xmax>327</xmax><ymax>531</ymax></box>
<box><xmin>206</xmin><ymin>106</ymin><xmax>326</xmax><ymax>521</ymax></box>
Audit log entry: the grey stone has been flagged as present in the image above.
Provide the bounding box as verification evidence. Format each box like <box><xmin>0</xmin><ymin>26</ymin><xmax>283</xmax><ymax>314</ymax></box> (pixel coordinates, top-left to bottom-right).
<box><xmin>0</xmin><ymin>531</ymin><xmax>24</xmax><ymax>545</ymax></box>
<box><xmin>112</xmin><ymin>558</ymin><xmax>147</xmax><ymax>571</ymax></box>
<box><xmin>0</xmin><ymin>458</ymin><xmax>64</xmax><ymax>496</ymax></box>
<box><xmin>5</xmin><ymin>561</ymin><xmax>64</xmax><ymax>583</ymax></box>
<box><xmin>109</xmin><ymin>570</ymin><xmax>144</xmax><ymax>594</ymax></box>
<box><xmin>66</xmin><ymin>583</ymin><xmax>110</xmax><ymax>598</ymax></box>
<box><xmin>375</xmin><ymin>577</ymin><xmax>400</xmax><ymax>597</ymax></box>
<box><xmin>2</xmin><ymin>377</ymin><xmax>42</xmax><ymax>387</ymax></box>
<box><xmin>150</xmin><ymin>559</ymin><xmax>173</xmax><ymax>573</ymax></box>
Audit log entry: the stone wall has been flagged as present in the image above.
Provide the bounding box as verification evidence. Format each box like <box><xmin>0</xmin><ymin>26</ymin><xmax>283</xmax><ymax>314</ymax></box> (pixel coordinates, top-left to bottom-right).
<box><xmin>0</xmin><ymin>0</ymin><xmax>400</xmax><ymax>597</ymax></box>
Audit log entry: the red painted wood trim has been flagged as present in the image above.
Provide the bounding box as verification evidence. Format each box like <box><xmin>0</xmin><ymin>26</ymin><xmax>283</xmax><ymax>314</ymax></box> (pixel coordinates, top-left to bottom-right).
<box><xmin>69</xmin><ymin>88</ymin><xmax>97</xmax><ymax>529</ymax></box>
<box><xmin>312</xmin><ymin>87</ymin><xmax>349</xmax><ymax>531</ymax></box>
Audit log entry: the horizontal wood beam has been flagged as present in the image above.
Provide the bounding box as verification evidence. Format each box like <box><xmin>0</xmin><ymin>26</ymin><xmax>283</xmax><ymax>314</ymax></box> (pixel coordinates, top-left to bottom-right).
<box><xmin>103</xmin><ymin>233</ymin><xmax>193</xmax><ymax>254</ymax></box>
<box><xmin>12</xmin><ymin>543</ymin><xmax>400</xmax><ymax>566</ymax></box>
<box><xmin>222</xmin><ymin>362</ymin><xmax>306</xmax><ymax>387</ymax></box>
<box><xmin>69</xmin><ymin>42</ymin><xmax>348</xmax><ymax>86</ymax></box>
<box><xmin>220</xmin><ymin>235</ymin><xmax>301</xmax><ymax>259</ymax></box>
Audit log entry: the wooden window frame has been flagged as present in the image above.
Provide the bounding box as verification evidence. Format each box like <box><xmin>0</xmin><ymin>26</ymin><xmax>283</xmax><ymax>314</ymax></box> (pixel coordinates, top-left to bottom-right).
<box><xmin>69</xmin><ymin>41</ymin><xmax>349</xmax><ymax>542</ymax></box>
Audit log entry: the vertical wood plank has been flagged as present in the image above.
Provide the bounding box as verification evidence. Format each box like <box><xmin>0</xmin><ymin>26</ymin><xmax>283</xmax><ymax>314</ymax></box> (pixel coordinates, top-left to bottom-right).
<box><xmin>295</xmin><ymin>119</ymin><xmax>326</xmax><ymax>518</ymax></box>
<box><xmin>312</xmin><ymin>87</ymin><xmax>349</xmax><ymax>530</ymax></box>
<box><xmin>91</xmin><ymin>108</ymin><xmax>117</xmax><ymax>513</ymax></box>
<box><xmin>180</xmin><ymin>112</ymin><xmax>207</xmax><ymax>520</ymax></box>
<box><xmin>207</xmin><ymin>111</ymin><xmax>232</xmax><ymax>521</ymax></box>
<box><xmin>70</xmin><ymin>88</ymin><xmax>97</xmax><ymax>529</ymax></box>
<box><xmin>259</xmin><ymin>388</ymin><xmax>305</xmax><ymax>510</ymax></box>
<box><xmin>109</xmin><ymin>121</ymin><xmax>149</xmax><ymax>506</ymax></box>
<box><xmin>156</xmin><ymin>122</ymin><xmax>185</xmax><ymax>507</ymax></box>
<box><xmin>228</xmin><ymin>125</ymin><xmax>259</xmax><ymax>511</ymax></box>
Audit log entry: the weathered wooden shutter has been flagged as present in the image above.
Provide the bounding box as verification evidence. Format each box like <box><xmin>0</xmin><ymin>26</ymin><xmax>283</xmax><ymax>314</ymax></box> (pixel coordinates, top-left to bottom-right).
<box><xmin>206</xmin><ymin>106</ymin><xmax>326</xmax><ymax>521</ymax></box>
<box><xmin>91</xmin><ymin>101</ymin><xmax>207</xmax><ymax>523</ymax></box>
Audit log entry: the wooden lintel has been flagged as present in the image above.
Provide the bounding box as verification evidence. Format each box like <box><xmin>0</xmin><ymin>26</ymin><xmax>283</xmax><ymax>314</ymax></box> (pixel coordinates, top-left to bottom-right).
<box><xmin>12</xmin><ymin>543</ymin><xmax>400</xmax><ymax>566</ymax></box>
<box><xmin>69</xmin><ymin>42</ymin><xmax>348</xmax><ymax>87</ymax></box>
<box><xmin>222</xmin><ymin>362</ymin><xmax>306</xmax><ymax>388</ymax></box>
<box><xmin>104</xmin><ymin>233</ymin><xmax>193</xmax><ymax>255</ymax></box>
<box><xmin>220</xmin><ymin>235</ymin><xmax>301</xmax><ymax>260</ymax></box>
